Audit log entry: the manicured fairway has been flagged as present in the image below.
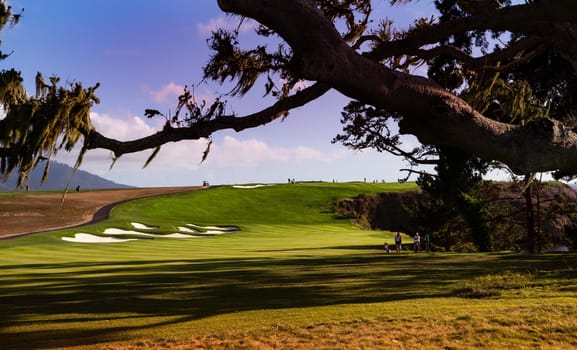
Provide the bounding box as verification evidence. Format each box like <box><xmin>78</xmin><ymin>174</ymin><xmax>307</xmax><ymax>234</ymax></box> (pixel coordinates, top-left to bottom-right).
<box><xmin>1</xmin><ymin>182</ymin><xmax>577</xmax><ymax>349</ymax></box>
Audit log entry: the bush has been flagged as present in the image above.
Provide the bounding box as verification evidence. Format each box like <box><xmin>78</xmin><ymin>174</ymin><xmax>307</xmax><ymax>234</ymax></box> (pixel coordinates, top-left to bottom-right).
<box><xmin>450</xmin><ymin>241</ymin><xmax>478</xmax><ymax>253</ymax></box>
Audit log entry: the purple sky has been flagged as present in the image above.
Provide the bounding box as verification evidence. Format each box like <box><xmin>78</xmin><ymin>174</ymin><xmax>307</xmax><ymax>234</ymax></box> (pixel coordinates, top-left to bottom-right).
<box><xmin>3</xmin><ymin>1</ymin><xmax>444</xmax><ymax>187</ymax></box>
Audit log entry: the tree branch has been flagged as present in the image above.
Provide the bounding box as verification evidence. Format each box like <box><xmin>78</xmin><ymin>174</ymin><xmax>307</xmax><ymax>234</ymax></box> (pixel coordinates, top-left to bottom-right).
<box><xmin>84</xmin><ymin>82</ymin><xmax>330</xmax><ymax>157</ymax></box>
<box><xmin>409</xmin><ymin>36</ymin><xmax>545</xmax><ymax>73</ymax></box>
<box><xmin>366</xmin><ymin>0</ymin><xmax>577</xmax><ymax>63</ymax></box>
<box><xmin>216</xmin><ymin>0</ymin><xmax>577</xmax><ymax>175</ymax></box>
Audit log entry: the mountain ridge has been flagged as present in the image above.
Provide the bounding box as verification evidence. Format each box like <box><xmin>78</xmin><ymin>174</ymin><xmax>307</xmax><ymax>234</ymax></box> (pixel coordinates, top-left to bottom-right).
<box><xmin>0</xmin><ymin>162</ymin><xmax>132</xmax><ymax>191</ymax></box>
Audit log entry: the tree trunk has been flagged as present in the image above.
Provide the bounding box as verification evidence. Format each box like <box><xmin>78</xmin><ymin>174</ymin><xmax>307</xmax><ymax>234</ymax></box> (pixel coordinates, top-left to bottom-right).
<box><xmin>215</xmin><ymin>0</ymin><xmax>577</xmax><ymax>176</ymax></box>
<box><xmin>523</xmin><ymin>178</ymin><xmax>536</xmax><ymax>254</ymax></box>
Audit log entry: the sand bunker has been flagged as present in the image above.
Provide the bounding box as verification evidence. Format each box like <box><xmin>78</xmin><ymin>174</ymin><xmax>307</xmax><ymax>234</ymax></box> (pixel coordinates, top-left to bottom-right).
<box><xmin>62</xmin><ymin>233</ymin><xmax>138</xmax><ymax>243</ymax></box>
<box><xmin>104</xmin><ymin>228</ymin><xmax>147</xmax><ymax>235</ymax></box>
<box><xmin>232</xmin><ymin>184</ymin><xmax>270</xmax><ymax>189</ymax></box>
<box><xmin>103</xmin><ymin>228</ymin><xmax>202</xmax><ymax>239</ymax></box>
<box><xmin>63</xmin><ymin>222</ymin><xmax>240</xmax><ymax>243</ymax></box>
<box><xmin>131</xmin><ymin>222</ymin><xmax>159</xmax><ymax>230</ymax></box>
<box><xmin>186</xmin><ymin>223</ymin><xmax>240</xmax><ymax>232</ymax></box>
<box><xmin>177</xmin><ymin>226</ymin><xmax>224</xmax><ymax>235</ymax></box>
<box><xmin>199</xmin><ymin>230</ymin><xmax>224</xmax><ymax>235</ymax></box>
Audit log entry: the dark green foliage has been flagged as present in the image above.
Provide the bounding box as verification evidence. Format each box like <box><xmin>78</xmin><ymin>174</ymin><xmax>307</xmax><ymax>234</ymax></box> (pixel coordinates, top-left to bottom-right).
<box><xmin>316</xmin><ymin>0</ymin><xmax>372</xmax><ymax>43</ymax></box>
<box><xmin>415</xmin><ymin>147</ymin><xmax>492</xmax><ymax>251</ymax></box>
<box><xmin>565</xmin><ymin>223</ymin><xmax>577</xmax><ymax>251</ymax></box>
<box><xmin>334</xmin><ymin>0</ymin><xmax>570</xmax><ymax>253</ymax></box>
<box><xmin>203</xmin><ymin>29</ymin><xmax>291</xmax><ymax>97</ymax></box>
<box><xmin>144</xmin><ymin>109</ymin><xmax>163</xmax><ymax>118</ymax></box>
<box><xmin>146</xmin><ymin>86</ymin><xmax>229</xmax><ymax>128</ymax></box>
<box><xmin>332</xmin><ymin>101</ymin><xmax>401</xmax><ymax>153</ymax></box>
<box><xmin>0</xmin><ymin>3</ymin><xmax>22</xmax><ymax>60</ymax></box>
<box><xmin>508</xmin><ymin>51</ymin><xmax>577</xmax><ymax>127</ymax></box>
<box><xmin>458</xmin><ymin>192</ymin><xmax>493</xmax><ymax>252</ymax></box>
<box><xmin>0</xmin><ymin>69</ymin><xmax>25</xmax><ymax>106</ymax></box>
<box><xmin>428</xmin><ymin>55</ymin><xmax>464</xmax><ymax>91</ymax></box>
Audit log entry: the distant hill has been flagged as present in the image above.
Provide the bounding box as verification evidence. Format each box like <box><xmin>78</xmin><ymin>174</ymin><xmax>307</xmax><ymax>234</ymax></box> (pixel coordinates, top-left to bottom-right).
<box><xmin>0</xmin><ymin>161</ymin><xmax>132</xmax><ymax>191</ymax></box>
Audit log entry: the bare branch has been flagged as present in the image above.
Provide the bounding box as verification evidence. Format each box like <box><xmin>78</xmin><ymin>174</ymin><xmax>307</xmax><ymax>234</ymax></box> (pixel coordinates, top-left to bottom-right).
<box><xmin>84</xmin><ymin>82</ymin><xmax>330</xmax><ymax>157</ymax></box>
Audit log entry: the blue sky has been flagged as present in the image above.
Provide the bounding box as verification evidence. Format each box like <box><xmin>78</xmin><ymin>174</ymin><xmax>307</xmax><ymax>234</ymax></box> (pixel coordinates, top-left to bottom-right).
<box><xmin>2</xmin><ymin>1</ymin><xmax>441</xmax><ymax>187</ymax></box>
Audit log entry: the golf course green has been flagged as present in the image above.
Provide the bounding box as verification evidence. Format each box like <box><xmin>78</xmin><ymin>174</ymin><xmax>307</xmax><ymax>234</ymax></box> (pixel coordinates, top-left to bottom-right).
<box><xmin>1</xmin><ymin>182</ymin><xmax>576</xmax><ymax>349</ymax></box>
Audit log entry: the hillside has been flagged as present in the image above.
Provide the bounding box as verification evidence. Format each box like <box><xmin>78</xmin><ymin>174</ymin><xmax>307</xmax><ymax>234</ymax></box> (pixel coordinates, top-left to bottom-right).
<box><xmin>2</xmin><ymin>183</ymin><xmax>577</xmax><ymax>349</ymax></box>
<box><xmin>334</xmin><ymin>182</ymin><xmax>577</xmax><ymax>251</ymax></box>
<box><xmin>0</xmin><ymin>161</ymin><xmax>131</xmax><ymax>191</ymax></box>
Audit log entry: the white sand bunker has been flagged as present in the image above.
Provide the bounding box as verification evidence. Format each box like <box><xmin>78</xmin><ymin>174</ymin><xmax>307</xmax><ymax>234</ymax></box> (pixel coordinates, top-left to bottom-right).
<box><xmin>186</xmin><ymin>223</ymin><xmax>240</xmax><ymax>232</ymax></box>
<box><xmin>63</xmin><ymin>222</ymin><xmax>239</xmax><ymax>244</ymax></box>
<box><xmin>232</xmin><ymin>184</ymin><xmax>270</xmax><ymax>189</ymax></box>
<box><xmin>62</xmin><ymin>233</ymin><xmax>138</xmax><ymax>243</ymax></box>
<box><xmin>104</xmin><ymin>228</ymin><xmax>202</xmax><ymax>239</ymax></box>
<box><xmin>131</xmin><ymin>222</ymin><xmax>159</xmax><ymax>230</ymax></box>
<box><xmin>178</xmin><ymin>226</ymin><xmax>223</xmax><ymax>235</ymax></box>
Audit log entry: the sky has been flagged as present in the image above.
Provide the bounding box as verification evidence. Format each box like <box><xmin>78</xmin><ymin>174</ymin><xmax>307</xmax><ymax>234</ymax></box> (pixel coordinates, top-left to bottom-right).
<box><xmin>2</xmin><ymin>1</ymin><xmax>450</xmax><ymax>187</ymax></box>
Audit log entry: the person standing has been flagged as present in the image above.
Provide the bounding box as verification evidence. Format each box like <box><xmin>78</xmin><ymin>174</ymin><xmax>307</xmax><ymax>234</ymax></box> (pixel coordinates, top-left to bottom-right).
<box><xmin>413</xmin><ymin>232</ymin><xmax>421</xmax><ymax>253</ymax></box>
<box><xmin>395</xmin><ymin>232</ymin><xmax>402</xmax><ymax>254</ymax></box>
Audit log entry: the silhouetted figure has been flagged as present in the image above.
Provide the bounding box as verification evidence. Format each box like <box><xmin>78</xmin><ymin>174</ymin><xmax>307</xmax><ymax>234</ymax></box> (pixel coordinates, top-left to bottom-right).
<box><xmin>413</xmin><ymin>232</ymin><xmax>421</xmax><ymax>253</ymax></box>
<box><xmin>395</xmin><ymin>232</ymin><xmax>402</xmax><ymax>253</ymax></box>
<box><xmin>424</xmin><ymin>234</ymin><xmax>431</xmax><ymax>252</ymax></box>
<box><xmin>75</xmin><ymin>185</ymin><xmax>80</xmax><ymax>192</ymax></box>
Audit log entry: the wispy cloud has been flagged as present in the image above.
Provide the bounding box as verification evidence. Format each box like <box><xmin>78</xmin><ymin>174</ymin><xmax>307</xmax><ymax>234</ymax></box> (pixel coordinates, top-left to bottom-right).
<box><xmin>146</xmin><ymin>83</ymin><xmax>218</xmax><ymax>107</ymax></box>
<box><xmin>55</xmin><ymin>112</ymin><xmax>207</xmax><ymax>179</ymax></box>
<box><xmin>55</xmin><ymin>113</ymin><xmax>390</xmax><ymax>186</ymax></box>
<box><xmin>91</xmin><ymin>112</ymin><xmax>156</xmax><ymax>140</ymax></box>
<box><xmin>89</xmin><ymin>112</ymin><xmax>210</xmax><ymax>169</ymax></box>
<box><xmin>197</xmin><ymin>15</ymin><xmax>258</xmax><ymax>37</ymax></box>
<box><xmin>206</xmin><ymin>136</ymin><xmax>347</xmax><ymax>168</ymax></box>
<box><xmin>147</xmin><ymin>82</ymin><xmax>185</xmax><ymax>104</ymax></box>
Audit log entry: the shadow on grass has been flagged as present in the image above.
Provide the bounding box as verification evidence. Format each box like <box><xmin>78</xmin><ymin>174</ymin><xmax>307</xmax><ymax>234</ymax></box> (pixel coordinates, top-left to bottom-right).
<box><xmin>1</xmin><ymin>251</ymin><xmax>577</xmax><ymax>348</ymax></box>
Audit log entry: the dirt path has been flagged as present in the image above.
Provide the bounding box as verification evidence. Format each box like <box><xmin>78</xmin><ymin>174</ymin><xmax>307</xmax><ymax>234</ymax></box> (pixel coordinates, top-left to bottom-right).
<box><xmin>0</xmin><ymin>187</ymin><xmax>200</xmax><ymax>238</ymax></box>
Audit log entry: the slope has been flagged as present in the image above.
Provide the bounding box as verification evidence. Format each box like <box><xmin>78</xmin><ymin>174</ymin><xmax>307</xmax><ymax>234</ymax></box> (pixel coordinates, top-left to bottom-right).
<box><xmin>0</xmin><ymin>161</ymin><xmax>131</xmax><ymax>191</ymax></box>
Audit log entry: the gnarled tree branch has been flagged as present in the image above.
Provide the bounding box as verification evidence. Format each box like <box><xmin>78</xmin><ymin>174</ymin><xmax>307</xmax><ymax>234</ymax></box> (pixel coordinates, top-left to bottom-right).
<box><xmin>84</xmin><ymin>82</ymin><xmax>330</xmax><ymax>157</ymax></box>
<box><xmin>367</xmin><ymin>0</ymin><xmax>577</xmax><ymax>62</ymax></box>
<box><xmin>216</xmin><ymin>0</ymin><xmax>577</xmax><ymax>175</ymax></box>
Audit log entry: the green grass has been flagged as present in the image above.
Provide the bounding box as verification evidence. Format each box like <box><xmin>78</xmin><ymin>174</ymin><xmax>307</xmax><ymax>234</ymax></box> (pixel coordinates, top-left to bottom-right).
<box><xmin>107</xmin><ymin>181</ymin><xmax>411</xmax><ymax>226</ymax></box>
<box><xmin>0</xmin><ymin>190</ymin><xmax>29</xmax><ymax>196</ymax></box>
<box><xmin>1</xmin><ymin>182</ymin><xmax>577</xmax><ymax>349</ymax></box>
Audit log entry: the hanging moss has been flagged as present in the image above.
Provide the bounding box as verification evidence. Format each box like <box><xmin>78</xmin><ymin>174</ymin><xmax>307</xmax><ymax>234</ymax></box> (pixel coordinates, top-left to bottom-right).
<box><xmin>0</xmin><ymin>74</ymin><xmax>100</xmax><ymax>188</ymax></box>
<box><xmin>462</xmin><ymin>72</ymin><xmax>548</xmax><ymax>124</ymax></box>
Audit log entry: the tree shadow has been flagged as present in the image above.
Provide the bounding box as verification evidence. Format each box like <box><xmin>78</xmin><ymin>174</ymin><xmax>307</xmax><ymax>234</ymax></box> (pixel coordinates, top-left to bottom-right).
<box><xmin>1</xmin><ymin>252</ymin><xmax>576</xmax><ymax>348</ymax></box>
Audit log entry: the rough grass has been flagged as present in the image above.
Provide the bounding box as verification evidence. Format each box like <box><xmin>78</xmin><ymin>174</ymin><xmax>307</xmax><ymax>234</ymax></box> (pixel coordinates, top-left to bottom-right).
<box><xmin>1</xmin><ymin>182</ymin><xmax>577</xmax><ymax>349</ymax></box>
